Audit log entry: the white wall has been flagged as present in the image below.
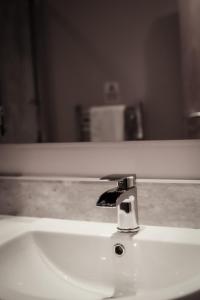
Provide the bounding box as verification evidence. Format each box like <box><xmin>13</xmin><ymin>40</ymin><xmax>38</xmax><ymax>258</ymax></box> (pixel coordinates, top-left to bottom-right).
<box><xmin>41</xmin><ymin>0</ymin><xmax>184</xmax><ymax>142</ymax></box>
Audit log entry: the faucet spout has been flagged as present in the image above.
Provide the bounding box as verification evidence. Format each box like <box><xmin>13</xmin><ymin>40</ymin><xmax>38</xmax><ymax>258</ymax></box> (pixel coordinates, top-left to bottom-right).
<box><xmin>96</xmin><ymin>188</ymin><xmax>124</xmax><ymax>207</ymax></box>
<box><xmin>96</xmin><ymin>174</ymin><xmax>140</xmax><ymax>233</ymax></box>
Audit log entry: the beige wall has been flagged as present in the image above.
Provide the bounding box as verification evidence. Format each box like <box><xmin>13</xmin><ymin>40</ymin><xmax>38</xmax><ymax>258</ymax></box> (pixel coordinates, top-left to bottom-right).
<box><xmin>42</xmin><ymin>0</ymin><xmax>184</xmax><ymax>142</ymax></box>
<box><xmin>0</xmin><ymin>140</ymin><xmax>200</xmax><ymax>179</ymax></box>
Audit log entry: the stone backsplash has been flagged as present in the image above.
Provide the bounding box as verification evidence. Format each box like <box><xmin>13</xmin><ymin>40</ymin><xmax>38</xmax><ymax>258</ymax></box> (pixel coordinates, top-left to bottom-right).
<box><xmin>0</xmin><ymin>177</ymin><xmax>200</xmax><ymax>228</ymax></box>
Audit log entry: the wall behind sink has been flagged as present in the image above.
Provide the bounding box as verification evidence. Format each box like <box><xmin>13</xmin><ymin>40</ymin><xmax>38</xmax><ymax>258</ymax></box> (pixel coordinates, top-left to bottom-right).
<box><xmin>0</xmin><ymin>177</ymin><xmax>200</xmax><ymax>228</ymax></box>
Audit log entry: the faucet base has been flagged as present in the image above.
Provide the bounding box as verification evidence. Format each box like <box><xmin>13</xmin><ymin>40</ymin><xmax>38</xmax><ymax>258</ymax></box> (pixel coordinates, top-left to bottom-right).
<box><xmin>117</xmin><ymin>226</ymin><xmax>140</xmax><ymax>233</ymax></box>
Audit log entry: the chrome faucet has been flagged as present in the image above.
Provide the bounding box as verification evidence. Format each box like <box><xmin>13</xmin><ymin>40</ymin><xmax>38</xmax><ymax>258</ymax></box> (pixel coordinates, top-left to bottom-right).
<box><xmin>96</xmin><ymin>174</ymin><xmax>140</xmax><ymax>233</ymax></box>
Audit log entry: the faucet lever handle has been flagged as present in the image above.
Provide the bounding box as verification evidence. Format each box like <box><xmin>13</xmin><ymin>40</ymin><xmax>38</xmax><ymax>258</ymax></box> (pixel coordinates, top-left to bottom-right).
<box><xmin>100</xmin><ymin>174</ymin><xmax>136</xmax><ymax>189</ymax></box>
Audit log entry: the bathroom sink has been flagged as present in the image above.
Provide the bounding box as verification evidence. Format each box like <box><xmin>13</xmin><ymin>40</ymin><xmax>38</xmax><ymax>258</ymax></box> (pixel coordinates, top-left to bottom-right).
<box><xmin>0</xmin><ymin>217</ymin><xmax>200</xmax><ymax>300</ymax></box>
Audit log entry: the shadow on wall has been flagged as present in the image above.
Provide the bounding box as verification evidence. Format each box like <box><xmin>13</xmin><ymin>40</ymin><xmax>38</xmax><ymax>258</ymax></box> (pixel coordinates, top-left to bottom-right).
<box><xmin>0</xmin><ymin>0</ymin><xmax>39</xmax><ymax>144</ymax></box>
<box><xmin>144</xmin><ymin>13</ymin><xmax>185</xmax><ymax>140</ymax></box>
<box><xmin>47</xmin><ymin>2</ymin><xmax>116</xmax><ymax>77</ymax></box>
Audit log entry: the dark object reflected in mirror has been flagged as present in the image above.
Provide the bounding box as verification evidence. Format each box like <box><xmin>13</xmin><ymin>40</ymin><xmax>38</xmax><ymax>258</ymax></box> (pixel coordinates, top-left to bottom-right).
<box><xmin>0</xmin><ymin>0</ymin><xmax>199</xmax><ymax>143</ymax></box>
<box><xmin>187</xmin><ymin>113</ymin><xmax>200</xmax><ymax>139</ymax></box>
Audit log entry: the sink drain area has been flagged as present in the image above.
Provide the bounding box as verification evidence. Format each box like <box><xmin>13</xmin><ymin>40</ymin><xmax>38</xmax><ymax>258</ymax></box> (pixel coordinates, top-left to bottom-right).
<box><xmin>113</xmin><ymin>243</ymin><xmax>125</xmax><ymax>256</ymax></box>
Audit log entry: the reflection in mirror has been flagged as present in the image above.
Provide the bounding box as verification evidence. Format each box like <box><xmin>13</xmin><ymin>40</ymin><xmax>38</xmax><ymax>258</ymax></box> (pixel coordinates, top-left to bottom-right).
<box><xmin>0</xmin><ymin>0</ymin><xmax>199</xmax><ymax>143</ymax></box>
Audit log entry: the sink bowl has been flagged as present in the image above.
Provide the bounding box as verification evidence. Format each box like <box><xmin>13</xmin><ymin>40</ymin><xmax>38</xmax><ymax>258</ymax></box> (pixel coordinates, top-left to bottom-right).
<box><xmin>0</xmin><ymin>217</ymin><xmax>200</xmax><ymax>300</ymax></box>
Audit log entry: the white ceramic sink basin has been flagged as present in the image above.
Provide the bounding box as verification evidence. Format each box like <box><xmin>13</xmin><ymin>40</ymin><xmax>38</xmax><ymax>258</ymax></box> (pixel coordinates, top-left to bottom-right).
<box><xmin>0</xmin><ymin>216</ymin><xmax>200</xmax><ymax>300</ymax></box>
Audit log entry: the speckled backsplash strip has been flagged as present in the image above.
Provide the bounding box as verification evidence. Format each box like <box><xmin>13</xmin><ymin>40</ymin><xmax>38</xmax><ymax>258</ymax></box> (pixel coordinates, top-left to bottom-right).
<box><xmin>0</xmin><ymin>178</ymin><xmax>200</xmax><ymax>228</ymax></box>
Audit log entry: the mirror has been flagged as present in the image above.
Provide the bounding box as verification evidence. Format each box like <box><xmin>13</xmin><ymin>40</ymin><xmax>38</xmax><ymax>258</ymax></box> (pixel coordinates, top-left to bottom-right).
<box><xmin>0</xmin><ymin>0</ymin><xmax>199</xmax><ymax>143</ymax></box>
